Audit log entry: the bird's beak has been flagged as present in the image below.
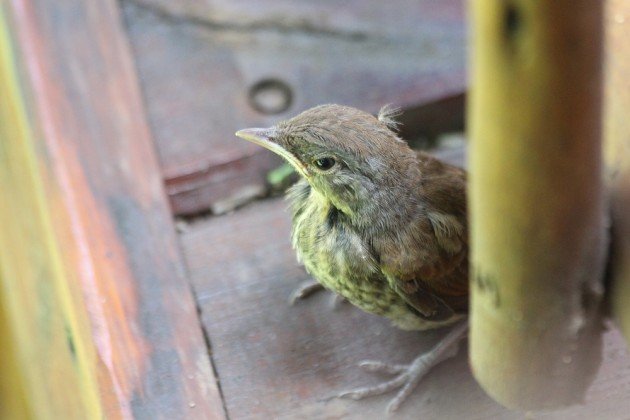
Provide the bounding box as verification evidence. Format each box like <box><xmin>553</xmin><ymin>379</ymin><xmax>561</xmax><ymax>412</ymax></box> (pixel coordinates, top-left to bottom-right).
<box><xmin>235</xmin><ymin>127</ymin><xmax>308</xmax><ymax>177</ymax></box>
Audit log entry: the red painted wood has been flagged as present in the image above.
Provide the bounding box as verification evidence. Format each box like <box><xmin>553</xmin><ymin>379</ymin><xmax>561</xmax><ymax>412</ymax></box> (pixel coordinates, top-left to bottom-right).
<box><xmin>6</xmin><ymin>0</ymin><xmax>225</xmax><ymax>417</ymax></box>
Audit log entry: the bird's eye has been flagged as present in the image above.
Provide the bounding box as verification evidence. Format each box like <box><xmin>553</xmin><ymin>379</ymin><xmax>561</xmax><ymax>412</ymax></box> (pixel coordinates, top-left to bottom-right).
<box><xmin>314</xmin><ymin>157</ymin><xmax>336</xmax><ymax>170</ymax></box>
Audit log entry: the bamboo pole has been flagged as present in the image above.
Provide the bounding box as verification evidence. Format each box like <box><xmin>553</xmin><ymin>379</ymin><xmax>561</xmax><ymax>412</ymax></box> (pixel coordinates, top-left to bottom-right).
<box><xmin>469</xmin><ymin>0</ymin><xmax>607</xmax><ymax>409</ymax></box>
<box><xmin>606</xmin><ymin>0</ymin><xmax>630</xmax><ymax>347</ymax></box>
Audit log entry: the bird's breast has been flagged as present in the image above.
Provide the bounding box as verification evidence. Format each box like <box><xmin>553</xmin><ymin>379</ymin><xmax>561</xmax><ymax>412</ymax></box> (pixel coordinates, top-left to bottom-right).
<box><xmin>288</xmin><ymin>187</ymin><xmax>441</xmax><ymax>330</ymax></box>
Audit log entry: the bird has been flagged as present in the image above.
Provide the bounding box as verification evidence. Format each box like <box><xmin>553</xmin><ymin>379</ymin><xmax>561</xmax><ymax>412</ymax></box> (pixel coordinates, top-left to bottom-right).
<box><xmin>236</xmin><ymin>104</ymin><xmax>469</xmax><ymax>413</ymax></box>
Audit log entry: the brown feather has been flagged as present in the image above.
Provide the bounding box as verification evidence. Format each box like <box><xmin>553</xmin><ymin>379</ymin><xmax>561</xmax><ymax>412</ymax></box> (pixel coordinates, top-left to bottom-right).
<box><xmin>377</xmin><ymin>152</ymin><xmax>468</xmax><ymax>318</ymax></box>
<box><xmin>240</xmin><ymin>104</ymin><xmax>469</xmax><ymax>330</ymax></box>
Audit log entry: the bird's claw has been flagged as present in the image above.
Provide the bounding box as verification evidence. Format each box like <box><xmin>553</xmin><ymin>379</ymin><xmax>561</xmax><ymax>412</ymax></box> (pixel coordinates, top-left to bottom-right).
<box><xmin>336</xmin><ymin>321</ymin><xmax>468</xmax><ymax>412</ymax></box>
<box><xmin>358</xmin><ymin>360</ymin><xmax>407</xmax><ymax>375</ymax></box>
<box><xmin>288</xmin><ymin>280</ymin><xmax>324</xmax><ymax>305</ymax></box>
<box><xmin>337</xmin><ymin>356</ymin><xmax>432</xmax><ymax>413</ymax></box>
<box><xmin>289</xmin><ymin>280</ymin><xmax>348</xmax><ymax>309</ymax></box>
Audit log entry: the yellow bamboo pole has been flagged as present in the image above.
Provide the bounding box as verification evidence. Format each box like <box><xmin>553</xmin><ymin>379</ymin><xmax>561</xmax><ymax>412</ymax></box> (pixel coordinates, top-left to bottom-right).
<box><xmin>469</xmin><ymin>0</ymin><xmax>607</xmax><ymax>410</ymax></box>
<box><xmin>0</xmin><ymin>8</ymin><xmax>103</xmax><ymax>419</ymax></box>
<box><xmin>0</xmin><ymin>306</ymin><xmax>30</xmax><ymax>420</ymax></box>
<box><xmin>605</xmin><ymin>0</ymin><xmax>630</xmax><ymax>346</ymax></box>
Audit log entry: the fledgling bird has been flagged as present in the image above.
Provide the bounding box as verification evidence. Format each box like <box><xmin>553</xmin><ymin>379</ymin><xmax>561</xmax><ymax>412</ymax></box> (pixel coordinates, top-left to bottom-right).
<box><xmin>236</xmin><ymin>104</ymin><xmax>469</xmax><ymax>413</ymax></box>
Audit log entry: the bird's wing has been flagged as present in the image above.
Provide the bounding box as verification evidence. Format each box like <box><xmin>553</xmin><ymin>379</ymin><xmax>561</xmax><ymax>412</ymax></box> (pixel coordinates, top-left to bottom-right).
<box><xmin>384</xmin><ymin>249</ymin><xmax>468</xmax><ymax>322</ymax></box>
<box><xmin>381</xmin><ymin>152</ymin><xmax>468</xmax><ymax>321</ymax></box>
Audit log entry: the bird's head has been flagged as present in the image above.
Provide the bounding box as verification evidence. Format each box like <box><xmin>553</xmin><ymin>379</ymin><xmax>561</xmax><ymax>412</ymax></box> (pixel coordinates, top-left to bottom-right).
<box><xmin>236</xmin><ymin>104</ymin><xmax>419</xmax><ymax>217</ymax></box>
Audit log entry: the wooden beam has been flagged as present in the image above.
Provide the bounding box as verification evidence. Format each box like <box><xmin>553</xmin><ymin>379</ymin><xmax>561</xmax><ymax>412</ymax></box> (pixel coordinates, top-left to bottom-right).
<box><xmin>0</xmin><ymin>1</ymin><xmax>224</xmax><ymax>417</ymax></box>
<box><xmin>468</xmin><ymin>0</ymin><xmax>606</xmax><ymax>409</ymax></box>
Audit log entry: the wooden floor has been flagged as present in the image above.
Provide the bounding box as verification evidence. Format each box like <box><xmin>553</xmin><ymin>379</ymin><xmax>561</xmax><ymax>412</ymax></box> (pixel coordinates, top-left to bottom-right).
<box><xmin>179</xmin><ymin>197</ymin><xmax>630</xmax><ymax>419</ymax></box>
<box><xmin>4</xmin><ymin>1</ymin><xmax>630</xmax><ymax>417</ymax></box>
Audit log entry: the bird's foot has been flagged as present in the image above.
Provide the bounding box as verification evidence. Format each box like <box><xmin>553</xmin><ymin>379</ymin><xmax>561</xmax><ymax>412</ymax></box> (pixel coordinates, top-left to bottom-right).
<box><xmin>289</xmin><ymin>280</ymin><xmax>347</xmax><ymax>308</ymax></box>
<box><xmin>337</xmin><ymin>321</ymin><xmax>468</xmax><ymax>413</ymax></box>
<box><xmin>288</xmin><ymin>280</ymin><xmax>323</xmax><ymax>304</ymax></box>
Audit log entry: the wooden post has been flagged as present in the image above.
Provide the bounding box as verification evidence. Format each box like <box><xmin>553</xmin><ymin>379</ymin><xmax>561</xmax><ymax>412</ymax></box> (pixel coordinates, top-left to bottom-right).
<box><xmin>606</xmin><ymin>0</ymin><xmax>630</xmax><ymax>347</ymax></box>
<box><xmin>468</xmin><ymin>0</ymin><xmax>607</xmax><ymax>409</ymax></box>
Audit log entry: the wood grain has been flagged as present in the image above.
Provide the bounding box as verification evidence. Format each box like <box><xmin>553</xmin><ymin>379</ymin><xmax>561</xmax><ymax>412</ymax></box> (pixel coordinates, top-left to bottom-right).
<box><xmin>1</xmin><ymin>0</ymin><xmax>224</xmax><ymax>417</ymax></box>
<box><xmin>181</xmin><ymin>185</ymin><xmax>630</xmax><ymax>419</ymax></box>
<box><xmin>121</xmin><ymin>0</ymin><xmax>468</xmax><ymax>215</ymax></box>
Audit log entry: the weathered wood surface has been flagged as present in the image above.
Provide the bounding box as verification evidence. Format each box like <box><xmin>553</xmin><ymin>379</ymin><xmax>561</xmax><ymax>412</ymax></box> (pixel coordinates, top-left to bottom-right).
<box><xmin>1</xmin><ymin>0</ymin><xmax>223</xmax><ymax>418</ymax></box>
<box><xmin>181</xmin><ymin>150</ymin><xmax>630</xmax><ymax>419</ymax></box>
<box><xmin>121</xmin><ymin>0</ymin><xmax>467</xmax><ymax>215</ymax></box>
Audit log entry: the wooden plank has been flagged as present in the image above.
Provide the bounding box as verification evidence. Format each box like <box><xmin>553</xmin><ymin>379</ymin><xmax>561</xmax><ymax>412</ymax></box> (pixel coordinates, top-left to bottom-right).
<box><xmin>181</xmin><ymin>149</ymin><xmax>630</xmax><ymax>418</ymax></box>
<box><xmin>181</xmin><ymin>195</ymin><xmax>630</xmax><ymax>419</ymax></box>
<box><xmin>1</xmin><ymin>1</ymin><xmax>224</xmax><ymax>418</ymax></box>
<box><xmin>122</xmin><ymin>0</ymin><xmax>467</xmax><ymax>215</ymax></box>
